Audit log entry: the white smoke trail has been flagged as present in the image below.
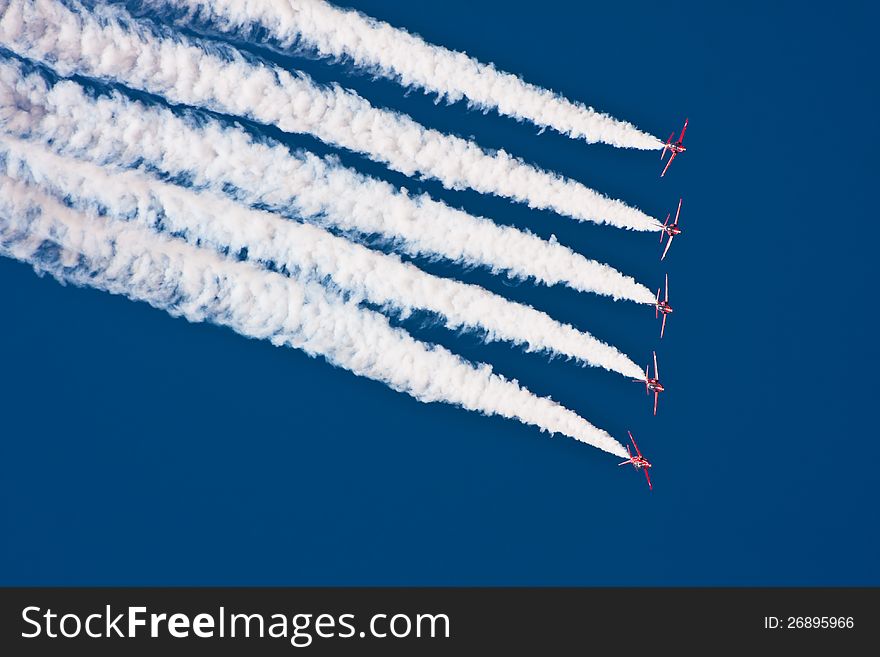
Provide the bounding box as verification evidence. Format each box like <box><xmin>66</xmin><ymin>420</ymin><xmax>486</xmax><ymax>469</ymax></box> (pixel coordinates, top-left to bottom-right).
<box><xmin>149</xmin><ymin>0</ymin><xmax>663</xmax><ymax>150</ymax></box>
<box><xmin>0</xmin><ymin>0</ymin><xmax>660</xmax><ymax>231</ymax></box>
<box><xmin>0</xmin><ymin>58</ymin><xmax>658</xmax><ymax>305</ymax></box>
<box><xmin>0</xmin><ymin>172</ymin><xmax>630</xmax><ymax>458</ymax></box>
<box><xmin>0</xmin><ymin>135</ymin><xmax>645</xmax><ymax>378</ymax></box>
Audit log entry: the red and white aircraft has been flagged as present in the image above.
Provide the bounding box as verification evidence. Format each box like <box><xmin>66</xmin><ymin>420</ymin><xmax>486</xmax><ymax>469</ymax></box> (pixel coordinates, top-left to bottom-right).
<box><xmin>660</xmin><ymin>118</ymin><xmax>688</xmax><ymax>177</ymax></box>
<box><xmin>660</xmin><ymin>197</ymin><xmax>683</xmax><ymax>261</ymax></box>
<box><xmin>655</xmin><ymin>273</ymin><xmax>673</xmax><ymax>338</ymax></box>
<box><xmin>633</xmin><ymin>351</ymin><xmax>664</xmax><ymax>415</ymax></box>
<box><xmin>619</xmin><ymin>431</ymin><xmax>652</xmax><ymax>490</ymax></box>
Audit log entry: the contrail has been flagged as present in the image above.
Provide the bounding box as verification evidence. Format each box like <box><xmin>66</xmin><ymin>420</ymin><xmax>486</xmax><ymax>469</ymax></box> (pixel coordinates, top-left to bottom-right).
<box><xmin>0</xmin><ymin>0</ymin><xmax>661</xmax><ymax>231</ymax></box>
<box><xmin>144</xmin><ymin>0</ymin><xmax>663</xmax><ymax>150</ymax></box>
<box><xmin>0</xmin><ymin>135</ymin><xmax>645</xmax><ymax>379</ymax></box>
<box><xmin>0</xmin><ymin>173</ymin><xmax>631</xmax><ymax>458</ymax></box>
<box><xmin>0</xmin><ymin>57</ymin><xmax>658</xmax><ymax>305</ymax></box>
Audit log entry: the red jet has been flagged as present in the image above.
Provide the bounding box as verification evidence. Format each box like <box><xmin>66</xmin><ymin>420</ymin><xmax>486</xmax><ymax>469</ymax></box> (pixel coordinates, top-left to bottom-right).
<box><xmin>633</xmin><ymin>351</ymin><xmax>664</xmax><ymax>415</ymax></box>
<box><xmin>619</xmin><ymin>431</ymin><xmax>652</xmax><ymax>490</ymax></box>
<box><xmin>660</xmin><ymin>119</ymin><xmax>688</xmax><ymax>177</ymax></box>
<box><xmin>660</xmin><ymin>197</ymin><xmax>683</xmax><ymax>261</ymax></box>
<box><xmin>655</xmin><ymin>273</ymin><xmax>673</xmax><ymax>338</ymax></box>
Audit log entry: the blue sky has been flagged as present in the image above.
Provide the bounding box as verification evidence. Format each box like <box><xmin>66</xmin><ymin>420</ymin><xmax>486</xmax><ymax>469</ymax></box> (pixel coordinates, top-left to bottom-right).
<box><xmin>1</xmin><ymin>0</ymin><xmax>878</xmax><ymax>585</ymax></box>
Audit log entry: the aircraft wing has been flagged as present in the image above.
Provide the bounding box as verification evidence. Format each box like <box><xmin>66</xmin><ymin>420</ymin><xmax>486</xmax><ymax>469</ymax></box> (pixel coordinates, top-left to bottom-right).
<box><xmin>678</xmin><ymin>118</ymin><xmax>689</xmax><ymax>143</ymax></box>
<box><xmin>644</xmin><ymin>468</ymin><xmax>653</xmax><ymax>491</ymax></box>
<box><xmin>661</xmin><ymin>151</ymin><xmax>676</xmax><ymax>177</ymax></box>
<box><xmin>653</xmin><ymin>351</ymin><xmax>660</xmax><ymax>380</ymax></box>
<box><xmin>665</xmin><ymin>273</ymin><xmax>669</xmax><ymax>303</ymax></box>
<box><xmin>675</xmin><ymin>197</ymin><xmax>683</xmax><ymax>224</ymax></box>
<box><xmin>661</xmin><ymin>314</ymin><xmax>667</xmax><ymax>339</ymax></box>
<box><xmin>661</xmin><ymin>234</ymin><xmax>674</xmax><ymax>260</ymax></box>
<box><xmin>653</xmin><ymin>391</ymin><xmax>659</xmax><ymax>415</ymax></box>
<box><xmin>629</xmin><ymin>432</ymin><xmax>642</xmax><ymax>458</ymax></box>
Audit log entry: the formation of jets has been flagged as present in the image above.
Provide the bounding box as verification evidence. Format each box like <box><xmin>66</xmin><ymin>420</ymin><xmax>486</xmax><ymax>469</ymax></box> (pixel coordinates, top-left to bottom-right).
<box><xmin>624</xmin><ymin>119</ymin><xmax>689</xmax><ymax>491</ymax></box>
